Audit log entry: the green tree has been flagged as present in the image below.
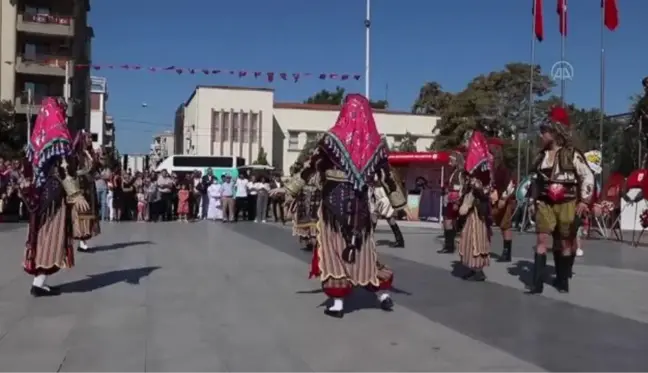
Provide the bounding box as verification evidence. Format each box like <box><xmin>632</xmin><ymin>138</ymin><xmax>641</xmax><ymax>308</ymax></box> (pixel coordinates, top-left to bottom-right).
<box><xmin>397</xmin><ymin>132</ymin><xmax>417</xmax><ymax>152</ymax></box>
<box><xmin>304</xmin><ymin>87</ymin><xmax>389</xmax><ymax>109</ymax></box>
<box><xmin>412</xmin><ymin>81</ymin><xmax>453</xmax><ymax>115</ymax></box>
<box><xmin>253</xmin><ymin>147</ymin><xmax>269</xmax><ymax>165</ymax></box>
<box><xmin>428</xmin><ymin>63</ymin><xmax>554</xmax><ymax>169</ymax></box>
<box><xmin>0</xmin><ymin>100</ymin><xmax>26</xmax><ymax>159</ymax></box>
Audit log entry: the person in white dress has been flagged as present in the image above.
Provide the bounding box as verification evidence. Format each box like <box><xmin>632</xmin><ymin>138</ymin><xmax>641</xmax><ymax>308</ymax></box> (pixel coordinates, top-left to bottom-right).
<box><xmin>207</xmin><ymin>182</ymin><xmax>222</xmax><ymax>220</ymax></box>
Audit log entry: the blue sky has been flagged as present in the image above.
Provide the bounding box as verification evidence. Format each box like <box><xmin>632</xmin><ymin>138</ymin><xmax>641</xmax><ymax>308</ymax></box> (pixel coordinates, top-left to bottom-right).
<box><xmin>89</xmin><ymin>0</ymin><xmax>646</xmax><ymax>154</ymax></box>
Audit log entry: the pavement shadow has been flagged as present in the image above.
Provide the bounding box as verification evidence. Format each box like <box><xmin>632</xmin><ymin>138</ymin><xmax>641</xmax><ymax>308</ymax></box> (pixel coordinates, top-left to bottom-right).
<box><xmin>85</xmin><ymin>240</ymin><xmax>153</xmax><ymax>253</ymax></box>
<box><xmin>59</xmin><ymin>266</ymin><xmax>160</xmax><ymax>293</ymax></box>
<box><xmin>506</xmin><ymin>259</ymin><xmax>556</xmax><ymax>289</ymax></box>
<box><xmin>376</xmin><ymin>239</ymin><xmax>394</xmax><ymax>247</ymax></box>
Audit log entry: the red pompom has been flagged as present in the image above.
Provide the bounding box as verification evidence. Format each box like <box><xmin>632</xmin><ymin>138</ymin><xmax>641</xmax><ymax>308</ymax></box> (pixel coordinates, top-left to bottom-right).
<box><xmin>549</xmin><ymin>106</ymin><xmax>570</xmax><ymax>127</ymax></box>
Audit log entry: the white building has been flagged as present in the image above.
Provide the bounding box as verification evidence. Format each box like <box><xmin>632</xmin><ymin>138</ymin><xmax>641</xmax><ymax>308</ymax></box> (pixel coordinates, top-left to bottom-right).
<box><xmin>121</xmin><ymin>154</ymin><xmax>149</xmax><ymax>173</ymax></box>
<box><xmin>150</xmin><ymin>130</ymin><xmax>174</xmax><ymax>165</ymax></box>
<box><xmin>89</xmin><ymin>76</ymin><xmax>114</xmax><ymax>149</ymax></box>
<box><xmin>179</xmin><ymin>85</ymin><xmax>439</xmax><ymax>174</ymax></box>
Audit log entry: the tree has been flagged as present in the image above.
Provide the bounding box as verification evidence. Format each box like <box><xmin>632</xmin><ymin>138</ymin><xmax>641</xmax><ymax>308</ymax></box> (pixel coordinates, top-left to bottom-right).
<box><xmin>428</xmin><ymin>63</ymin><xmax>554</xmax><ymax>169</ymax></box>
<box><xmin>0</xmin><ymin>100</ymin><xmax>26</xmax><ymax>159</ymax></box>
<box><xmin>397</xmin><ymin>132</ymin><xmax>417</xmax><ymax>152</ymax></box>
<box><xmin>253</xmin><ymin>147</ymin><xmax>269</xmax><ymax>165</ymax></box>
<box><xmin>412</xmin><ymin>81</ymin><xmax>453</xmax><ymax>115</ymax></box>
<box><xmin>304</xmin><ymin>87</ymin><xmax>389</xmax><ymax>109</ymax></box>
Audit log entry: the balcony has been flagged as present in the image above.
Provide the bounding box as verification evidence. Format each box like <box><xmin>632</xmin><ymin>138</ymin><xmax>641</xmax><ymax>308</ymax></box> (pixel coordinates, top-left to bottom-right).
<box><xmin>14</xmin><ymin>93</ymin><xmax>43</xmax><ymax>115</ymax></box>
<box><xmin>105</xmin><ymin>128</ymin><xmax>113</xmax><ymax>137</ymax></box>
<box><xmin>16</xmin><ymin>13</ymin><xmax>74</xmax><ymax>37</ymax></box>
<box><xmin>15</xmin><ymin>55</ymin><xmax>70</xmax><ymax>77</ymax></box>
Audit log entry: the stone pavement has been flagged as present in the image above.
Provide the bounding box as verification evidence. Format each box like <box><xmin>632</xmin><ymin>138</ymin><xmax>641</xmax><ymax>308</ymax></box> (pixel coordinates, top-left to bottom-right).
<box><xmin>0</xmin><ymin>221</ymin><xmax>647</xmax><ymax>371</ymax></box>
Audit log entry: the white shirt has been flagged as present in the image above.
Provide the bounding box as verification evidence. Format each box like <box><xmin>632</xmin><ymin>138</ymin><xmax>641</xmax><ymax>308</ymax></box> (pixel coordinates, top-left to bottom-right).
<box><xmin>235</xmin><ymin>178</ymin><xmax>249</xmax><ymax>197</ymax></box>
<box><xmin>254</xmin><ymin>182</ymin><xmax>270</xmax><ymax>192</ymax></box>
<box><xmin>249</xmin><ymin>181</ymin><xmax>258</xmax><ymax>195</ymax></box>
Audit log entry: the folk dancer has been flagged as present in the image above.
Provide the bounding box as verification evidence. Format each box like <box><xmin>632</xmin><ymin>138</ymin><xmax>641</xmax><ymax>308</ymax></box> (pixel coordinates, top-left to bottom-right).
<box><xmin>438</xmin><ymin>150</ymin><xmax>465</xmax><ymax>254</ymax></box>
<box><xmin>70</xmin><ymin>131</ymin><xmax>101</xmax><ymax>251</ymax></box>
<box><xmin>23</xmin><ymin>98</ymin><xmax>91</xmax><ymax>297</ymax></box>
<box><xmin>527</xmin><ymin>107</ymin><xmax>595</xmax><ymax>294</ymax></box>
<box><xmin>289</xmin><ymin>140</ymin><xmax>322</xmax><ymax>252</ymax></box>
<box><xmin>369</xmin><ymin>167</ymin><xmax>405</xmax><ymax>248</ymax></box>
<box><xmin>488</xmin><ymin>139</ymin><xmax>517</xmax><ymax>262</ymax></box>
<box><xmin>456</xmin><ymin>131</ymin><xmax>493</xmax><ymax>281</ymax></box>
<box><xmin>271</xmin><ymin>94</ymin><xmax>410</xmax><ymax>318</ymax></box>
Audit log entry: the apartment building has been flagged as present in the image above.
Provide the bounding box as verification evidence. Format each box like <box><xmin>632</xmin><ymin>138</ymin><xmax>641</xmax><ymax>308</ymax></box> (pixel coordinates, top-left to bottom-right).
<box><xmin>150</xmin><ymin>131</ymin><xmax>175</xmax><ymax>165</ymax></box>
<box><xmin>89</xmin><ymin>76</ymin><xmax>115</xmax><ymax>150</ymax></box>
<box><xmin>0</xmin><ymin>0</ymin><xmax>92</xmax><ymax>133</ymax></box>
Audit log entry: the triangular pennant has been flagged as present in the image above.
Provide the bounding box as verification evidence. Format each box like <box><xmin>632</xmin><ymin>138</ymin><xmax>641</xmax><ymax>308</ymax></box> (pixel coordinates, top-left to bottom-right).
<box><xmin>239</xmin><ymin>71</ymin><xmax>247</xmax><ymax>77</ymax></box>
<box><xmin>279</xmin><ymin>73</ymin><xmax>287</xmax><ymax>80</ymax></box>
<box><xmin>267</xmin><ymin>72</ymin><xmax>275</xmax><ymax>82</ymax></box>
<box><xmin>254</xmin><ymin>72</ymin><xmax>262</xmax><ymax>78</ymax></box>
<box><xmin>202</xmin><ymin>69</ymin><xmax>210</xmax><ymax>75</ymax></box>
<box><xmin>353</xmin><ymin>74</ymin><xmax>361</xmax><ymax>80</ymax></box>
<box><xmin>175</xmin><ymin>68</ymin><xmax>183</xmax><ymax>74</ymax></box>
<box><xmin>164</xmin><ymin>66</ymin><xmax>175</xmax><ymax>70</ymax></box>
<box><xmin>292</xmin><ymin>73</ymin><xmax>300</xmax><ymax>82</ymax></box>
<box><xmin>341</xmin><ymin>74</ymin><xmax>349</xmax><ymax>80</ymax></box>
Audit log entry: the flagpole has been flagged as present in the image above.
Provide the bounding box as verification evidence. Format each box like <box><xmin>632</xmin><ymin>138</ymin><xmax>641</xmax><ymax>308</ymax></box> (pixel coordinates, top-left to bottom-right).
<box><xmin>599</xmin><ymin>0</ymin><xmax>606</xmax><ymax>168</ymax></box>
<box><xmin>364</xmin><ymin>0</ymin><xmax>371</xmax><ymax>99</ymax></box>
<box><xmin>522</xmin><ymin>0</ymin><xmax>536</xmax><ymax>181</ymax></box>
<box><xmin>560</xmin><ymin>0</ymin><xmax>566</xmax><ymax>105</ymax></box>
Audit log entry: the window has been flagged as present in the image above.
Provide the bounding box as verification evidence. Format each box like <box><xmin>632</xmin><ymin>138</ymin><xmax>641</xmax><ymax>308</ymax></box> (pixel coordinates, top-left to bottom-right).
<box><xmin>172</xmin><ymin>156</ymin><xmax>234</xmax><ymax>168</ymax></box>
<box><xmin>236</xmin><ymin>157</ymin><xmax>245</xmax><ymax>167</ymax></box>
<box><xmin>250</xmin><ymin>112</ymin><xmax>258</xmax><ymax>143</ymax></box>
<box><xmin>91</xmin><ymin>133</ymin><xmax>98</xmax><ymax>141</ymax></box>
<box><xmin>232</xmin><ymin>112</ymin><xmax>240</xmax><ymax>142</ymax></box>
<box><xmin>222</xmin><ymin>112</ymin><xmax>230</xmax><ymax>141</ymax></box>
<box><xmin>241</xmin><ymin>112</ymin><xmax>249</xmax><ymax>142</ymax></box>
<box><xmin>288</xmin><ymin>131</ymin><xmax>299</xmax><ymax>150</ymax></box>
<box><xmin>90</xmin><ymin>93</ymin><xmax>101</xmax><ymax>110</ymax></box>
<box><xmin>212</xmin><ymin>111</ymin><xmax>221</xmax><ymax>141</ymax></box>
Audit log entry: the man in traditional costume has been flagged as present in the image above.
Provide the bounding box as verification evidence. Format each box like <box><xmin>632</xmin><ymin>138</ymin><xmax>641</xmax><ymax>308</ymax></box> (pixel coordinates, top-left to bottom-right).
<box><xmin>272</xmin><ymin>94</ymin><xmax>407</xmax><ymax>318</ymax></box>
<box><xmin>456</xmin><ymin>131</ymin><xmax>493</xmax><ymax>281</ymax></box>
<box><xmin>369</xmin><ymin>166</ymin><xmax>405</xmax><ymax>248</ymax></box>
<box><xmin>70</xmin><ymin>130</ymin><xmax>101</xmax><ymax>251</ymax></box>
<box><xmin>23</xmin><ymin>98</ymin><xmax>90</xmax><ymax>297</ymax></box>
<box><xmin>438</xmin><ymin>150</ymin><xmax>464</xmax><ymax>254</ymax></box>
<box><xmin>527</xmin><ymin>107</ymin><xmax>595</xmax><ymax>294</ymax></box>
<box><xmin>488</xmin><ymin>139</ymin><xmax>517</xmax><ymax>262</ymax></box>
<box><xmin>289</xmin><ymin>139</ymin><xmax>322</xmax><ymax>252</ymax></box>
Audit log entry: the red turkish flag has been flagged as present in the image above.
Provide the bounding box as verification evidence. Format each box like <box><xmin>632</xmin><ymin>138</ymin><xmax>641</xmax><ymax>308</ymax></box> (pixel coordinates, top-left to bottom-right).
<box><xmin>556</xmin><ymin>0</ymin><xmax>567</xmax><ymax>36</ymax></box>
<box><xmin>603</xmin><ymin>0</ymin><xmax>619</xmax><ymax>31</ymax></box>
<box><xmin>534</xmin><ymin>0</ymin><xmax>544</xmax><ymax>41</ymax></box>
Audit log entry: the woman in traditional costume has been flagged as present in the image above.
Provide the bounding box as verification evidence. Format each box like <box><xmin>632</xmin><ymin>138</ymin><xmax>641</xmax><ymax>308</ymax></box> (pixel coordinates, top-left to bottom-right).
<box><xmin>70</xmin><ymin>131</ymin><xmax>101</xmax><ymax>251</ymax></box>
<box><xmin>23</xmin><ymin>98</ymin><xmax>90</xmax><ymax>297</ymax></box>
<box><xmin>272</xmin><ymin>94</ymin><xmax>409</xmax><ymax>318</ymax></box>
<box><xmin>456</xmin><ymin>131</ymin><xmax>493</xmax><ymax>282</ymax></box>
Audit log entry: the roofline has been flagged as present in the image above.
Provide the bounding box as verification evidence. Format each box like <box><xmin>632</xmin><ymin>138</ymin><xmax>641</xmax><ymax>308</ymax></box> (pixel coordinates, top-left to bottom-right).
<box><xmin>273</xmin><ymin>102</ymin><xmax>438</xmax><ymax>117</ymax></box>
<box><xmin>184</xmin><ymin>85</ymin><xmax>275</xmax><ymax>106</ymax></box>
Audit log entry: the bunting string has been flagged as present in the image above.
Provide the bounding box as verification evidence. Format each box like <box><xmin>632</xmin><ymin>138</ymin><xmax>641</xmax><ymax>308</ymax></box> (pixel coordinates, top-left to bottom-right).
<box><xmin>2</xmin><ymin>60</ymin><xmax>361</xmax><ymax>83</ymax></box>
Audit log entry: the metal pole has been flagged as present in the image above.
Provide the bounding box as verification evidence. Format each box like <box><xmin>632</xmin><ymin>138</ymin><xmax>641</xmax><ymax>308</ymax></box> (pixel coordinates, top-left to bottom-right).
<box><xmin>26</xmin><ymin>89</ymin><xmax>33</xmax><ymax>142</ymax></box>
<box><xmin>521</xmin><ymin>0</ymin><xmax>536</xmax><ymax>183</ymax></box>
<box><xmin>599</xmin><ymin>0</ymin><xmax>605</xmax><ymax>175</ymax></box>
<box><xmin>640</xmin><ymin>114</ymin><xmax>644</xmax><ymax>168</ymax></box>
<box><xmin>364</xmin><ymin>0</ymin><xmax>371</xmax><ymax>99</ymax></box>
<box><xmin>560</xmin><ymin>0</ymin><xmax>566</xmax><ymax>105</ymax></box>
<box><xmin>63</xmin><ymin>60</ymin><xmax>71</xmax><ymax>105</ymax></box>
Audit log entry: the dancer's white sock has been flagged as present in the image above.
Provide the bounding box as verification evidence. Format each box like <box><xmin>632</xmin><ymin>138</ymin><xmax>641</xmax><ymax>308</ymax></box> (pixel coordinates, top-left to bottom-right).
<box><xmin>328</xmin><ymin>298</ymin><xmax>344</xmax><ymax>311</ymax></box>
<box><xmin>79</xmin><ymin>240</ymin><xmax>88</xmax><ymax>250</ymax></box>
<box><xmin>378</xmin><ymin>291</ymin><xmax>391</xmax><ymax>302</ymax></box>
<box><xmin>32</xmin><ymin>274</ymin><xmax>47</xmax><ymax>288</ymax></box>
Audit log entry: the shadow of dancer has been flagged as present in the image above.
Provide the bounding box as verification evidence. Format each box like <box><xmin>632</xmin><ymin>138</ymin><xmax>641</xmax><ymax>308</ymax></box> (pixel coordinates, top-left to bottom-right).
<box><xmin>84</xmin><ymin>240</ymin><xmax>154</xmax><ymax>253</ymax></box>
<box><xmin>60</xmin><ymin>266</ymin><xmax>160</xmax><ymax>293</ymax></box>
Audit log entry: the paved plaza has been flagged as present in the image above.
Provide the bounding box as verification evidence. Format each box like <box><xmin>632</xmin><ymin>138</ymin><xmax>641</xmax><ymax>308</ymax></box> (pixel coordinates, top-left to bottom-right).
<box><xmin>0</xmin><ymin>221</ymin><xmax>647</xmax><ymax>371</ymax></box>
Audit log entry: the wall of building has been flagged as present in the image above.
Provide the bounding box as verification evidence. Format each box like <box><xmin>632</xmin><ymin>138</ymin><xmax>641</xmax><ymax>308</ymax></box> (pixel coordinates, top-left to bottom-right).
<box><xmin>0</xmin><ymin>0</ymin><xmax>17</xmax><ymax>102</ymax></box>
<box><xmin>181</xmin><ymin>85</ymin><xmax>439</xmax><ymax>174</ymax></box>
<box><xmin>184</xmin><ymin>86</ymin><xmax>275</xmax><ymax>166</ymax></box>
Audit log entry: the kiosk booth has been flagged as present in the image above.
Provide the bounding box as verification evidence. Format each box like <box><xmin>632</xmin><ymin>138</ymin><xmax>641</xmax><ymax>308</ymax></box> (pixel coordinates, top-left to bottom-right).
<box><xmin>388</xmin><ymin>151</ymin><xmax>452</xmax><ymax>222</ymax></box>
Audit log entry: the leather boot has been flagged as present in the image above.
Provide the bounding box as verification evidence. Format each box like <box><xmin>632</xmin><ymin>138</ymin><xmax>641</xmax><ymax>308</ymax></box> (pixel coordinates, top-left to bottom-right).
<box><xmin>437</xmin><ymin>229</ymin><xmax>455</xmax><ymax>253</ymax></box>
<box><xmin>567</xmin><ymin>253</ymin><xmax>576</xmax><ymax>278</ymax></box>
<box><xmin>389</xmin><ymin>222</ymin><xmax>405</xmax><ymax>248</ymax></box>
<box><xmin>526</xmin><ymin>253</ymin><xmax>546</xmax><ymax>294</ymax></box>
<box><xmin>555</xmin><ymin>255</ymin><xmax>570</xmax><ymax>293</ymax></box>
<box><xmin>497</xmin><ymin>240</ymin><xmax>512</xmax><ymax>262</ymax></box>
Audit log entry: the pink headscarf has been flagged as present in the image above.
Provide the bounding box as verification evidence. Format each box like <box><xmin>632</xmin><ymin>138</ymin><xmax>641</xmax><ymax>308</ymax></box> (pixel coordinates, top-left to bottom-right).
<box><xmin>464</xmin><ymin>130</ymin><xmax>493</xmax><ymax>183</ymax></box>
<box><xmin>26</xmin><ymin>97</ymin><xmax>71</xmax><ymax>186</ymax></box>
<box><xmin>321</xmin><ymin>94</ymin><xmax>388</xmax><ymax>189</ymax></box>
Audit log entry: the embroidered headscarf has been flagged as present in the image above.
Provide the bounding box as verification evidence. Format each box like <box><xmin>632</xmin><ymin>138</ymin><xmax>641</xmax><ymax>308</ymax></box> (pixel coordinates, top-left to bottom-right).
<box><xmin>541</xmin><ymin>106</ymin><xmax>571</xmax><ymax>142</ymax></box>
<box><xmin>26</xmin><ymin>97</ymin><xmax>72</xmax><ymax>187</ymax></box>
<box><xmin>464</xmin><ymin>130</ymin><xmax>492</xmax><ymax>183</ymax></box>
<box><xmin>320</xmin><ymin>94</ymin><xmax>388</xmax><ymax>190</ymax></box>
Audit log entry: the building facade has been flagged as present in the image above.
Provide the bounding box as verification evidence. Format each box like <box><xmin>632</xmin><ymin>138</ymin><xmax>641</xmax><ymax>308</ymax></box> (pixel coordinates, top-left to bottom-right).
<box><xmin>177</xmin><ymin>85</ymin><xmax>439</xmax><ymax>174</ymax></box>
<box><xmin>89</xmin><ymin>76</ymin><xmax>114</xmax><ymax>150</ymax></box>
<box><xmin>0</xmin><ymin>0</ymin><xmax>92</xmax><ymax>133</ymax></box>
<box><xmin>150</xmin><ymin>131</ymin><xmax>174</xmax><ymax>166</ymax></box>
